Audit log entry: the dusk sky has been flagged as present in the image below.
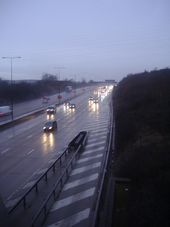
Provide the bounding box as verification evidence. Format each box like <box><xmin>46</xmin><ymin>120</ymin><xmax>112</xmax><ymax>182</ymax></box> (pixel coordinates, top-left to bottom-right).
<box><xmin>0</xmin><ymin>0</ymin><xmax>170</xmax><ymax>81</ymax></box>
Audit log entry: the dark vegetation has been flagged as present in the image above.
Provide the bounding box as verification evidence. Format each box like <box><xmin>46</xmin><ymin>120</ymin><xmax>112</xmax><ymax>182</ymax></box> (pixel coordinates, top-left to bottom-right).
<box><xmin>0</xmin><ymin>74</ymin><xmax>96</xmax><ymax>104</ymax></box>
<box><xmin>113</xmin><ymin>68</ymin><xmax>170</xmax><ymax>227</ymax></box>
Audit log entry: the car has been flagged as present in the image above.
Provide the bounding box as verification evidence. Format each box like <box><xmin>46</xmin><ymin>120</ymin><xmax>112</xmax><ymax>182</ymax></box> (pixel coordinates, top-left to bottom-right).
<box><xmin>43</xmin><ymin>120</ymin><xmax>57</xmax><ymax>132</ymax></box>
<box><xmin>47</xmin><ymin>114</ymin><xmax>55</xmax><ymax>120</ymax></box>
<box><xmin>46</xmin><ymin>105</ymin><xmax>56</xmax><ymax>114</ymax></box>
<box><xmin>93</xmin><ymin>98</ymin><xmax>99</xmax><ymax>104</ymax></box>
<box><xmin>64</xmin><ymin>102</ymin><xmax>70</xmax><ymax>108</ymax></box>
<box><xmin>88</xmin><ymin>97</ymin><xmax>94</xmax><ymax>102</ymax></box>
<box><xmin>69</xmin><ymin>104</ymin><xmax>76</xmax><ymax>109</ymax></box>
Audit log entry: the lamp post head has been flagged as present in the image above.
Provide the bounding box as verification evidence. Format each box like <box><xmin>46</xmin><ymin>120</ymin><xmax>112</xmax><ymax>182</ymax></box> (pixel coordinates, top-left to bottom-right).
<box><xmin>2</xmin><ymin>56</ymin><xmax>22</xmax><ymax>59</ymax></box>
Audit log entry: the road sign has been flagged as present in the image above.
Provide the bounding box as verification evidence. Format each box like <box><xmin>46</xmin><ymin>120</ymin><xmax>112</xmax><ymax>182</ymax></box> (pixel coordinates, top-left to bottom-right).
<box><xmin>58</xmin><ymin>95</ymin><xmax>62</xmax><ymax>99</ymax></box>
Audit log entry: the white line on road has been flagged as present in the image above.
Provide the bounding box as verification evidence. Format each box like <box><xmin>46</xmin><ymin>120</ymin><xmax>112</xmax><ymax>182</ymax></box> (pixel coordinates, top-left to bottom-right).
<box><xmin>27</xmin><ymin>135</ymin><xmax>33</xmax><ymax>139</ymax></box>
<box><xmin>22</xmin><ymin>180</ymin><xmax>36</xmax><ymax>189</ymax></box>
<box><xmin>34</xmin><ymin>168</ymin><xmax>48</xmax><ymax>175</ymax></box>
<box><xmin>86</xmin><ymin>141</ymin><xmax>105</xmax><ymax>148</ymax></box>
<box><xmin>85</xmin><ymin>123</ymin><xmax>107</xmax><ymax>129</ymax></box>
<box><xmin>91</xmin><ymin>129</ymin><xmax>108</xmax><ymax>133</ymax></box>
<box><xmin>92</xmin><ymin>131</ymin><xmax>108</xmax><ymax>137</ymax></box>
<box><xmin>71</xmin><ymin>162</ymin><xmax>101</xmax><ymax>176</ymax></box>
<box><xmin>48</xmin><ymin>208</ymin><xmax>90</xmax><ymax>227</ymax></box>
<box><xmin>63</xmin><ymin>173</ymin><xmax>99</xmax><ymax>191</ymax></box>
<box><xmin>83</xmin><ymin>146</ymin><xmax>105</xmax><ymax>155</ymax></box>
<box><xmin>5</xmin><ymin>196</ymin><xmax>22</xmax><ymax>208</ymax></box>
<box><xmin>27</xmin><ymin>149</ymin><xmax>35</xmax><ymax>155</ymax></box>
<box><xmin>77</xmin><ymin>154</ymin><xmax>103</xmax><ymax>164</ymax></box>
<box><xmin>1</xmin><ymin>148</ymin><xmax>10</xmax><ymax>155</ymax></box>
<box><xmin>88</xmin><ymin>135</ymin><xmax>107</xmax><ymax>143</ymax></box>
<box><xmin>51</xmin><ymin>188</ymin><xmax>95</xmax><ymax>211</ymax></box>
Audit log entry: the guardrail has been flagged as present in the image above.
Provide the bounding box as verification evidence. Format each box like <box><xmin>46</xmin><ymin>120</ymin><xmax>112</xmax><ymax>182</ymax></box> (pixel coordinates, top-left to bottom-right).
<box><xmin>91</xmin><ymin>92</ymin><xmax>114</xmax><ymax>227</ymax></box>
<box><xmin>8</xmin><ymin>147</ymin><xmax>71</xmax><ymax>214</ymax></box>
<box><xmin>31</xmin><ymin>131</ymin><xmax>88</xmax><ymax>227</ymax></box>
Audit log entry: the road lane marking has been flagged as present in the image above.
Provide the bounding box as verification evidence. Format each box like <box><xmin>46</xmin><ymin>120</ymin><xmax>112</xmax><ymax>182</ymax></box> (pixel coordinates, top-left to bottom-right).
<box><xmin>71</xmin><ymin>162</ymin><xmax>101</xmax><ymax>176</ymax></box>
<box><xmin>92</xmin><ymin>131</ymin><xmax>108</xmax><ymax>137</ymax></box>
<box><xmin>22</xmin><ymin>180</ymin><xmax>36</xmax><ymax>189</ymax></box>
<box><xmin>77</xmin><ymin>154</ymin><xmax>103</xmax><ymax>164</ymax></box>
<box><xmin>48</xmin><ymin>208</ymin><xmax>90</xmax><ymax>227</ymax></box>
<box><xmin>51</xmin><ymin>188</ymin><xmax>95</xmax><ymax>211</ymax></box>
<box><xmin>83</xmin><ymin>146</ymin><xmax>105</xmax><ymax>155</ymax></box>
<box><xmin>1</xmin><ymin>148</ymin><xmax>10</xmax><ymax>154</ymax></box>
<box><xmin>63</xmin><ymin>173</ymin><xmax>99</xmax><ymax>191</ymax></box>
<box><xmin>34</xmin><ymin>168</ymin><xmax>48</xmax><ymax>175</ymax></box>
<box><xmin>91</xmin><ymin>129</ymin><xmax>107</xmax><ymax>133</ymax></box>
<box><xmin>27</xmin><ymin>135</ymin><xmax>33</xmax><ymax>139</ymax></box>
<box><xmin>88</xmin><ymin>135</ymin><xmax>107</xmax><ymax>142</ymax></box>
<box><xmin>87</xmin><ymin>121</ymin><xmax>108</xmax><ymax>126</ymax></box>
<box><xmin>27</xmin><ymin>149</ymin><xmax>35</xmax><ymax>155</ymax></box>
<box><xmin>85</xmin><ymin>123</ymin><xmax>107</xmax><ymax>129</ymax></box>
<box><xmin>5</xmin><ymin>197</ymin><xmax>22</xmax><ymax>208</ymax></box>
<box><xmin>85</xmin><ymin>126</ymin><xmax>107</xmax><ymax>132</ymax></box>
<box><xmin>86</xmin><ymin>141</ymin><xmax>105</xmax><ymax>148</ymax></box>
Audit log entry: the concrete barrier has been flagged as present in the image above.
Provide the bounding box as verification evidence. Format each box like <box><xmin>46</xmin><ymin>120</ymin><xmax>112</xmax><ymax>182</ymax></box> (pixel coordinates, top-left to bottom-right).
<box><xmin>68</xmin><ymin>131</ymin><xmax>87</xmax><ymax>152</ymax></box>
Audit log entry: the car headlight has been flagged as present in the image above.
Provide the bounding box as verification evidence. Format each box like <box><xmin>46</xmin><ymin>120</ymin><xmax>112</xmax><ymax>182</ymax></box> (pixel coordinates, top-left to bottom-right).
<box><xmin>43</xmin><ymin>127</ymin><xmax>46</xmax><ymax>129</ymax></box>
<box><xmin>49</xmin><ymin>127</ymin><xmax>52</xmax><ymax>129</ymax></box>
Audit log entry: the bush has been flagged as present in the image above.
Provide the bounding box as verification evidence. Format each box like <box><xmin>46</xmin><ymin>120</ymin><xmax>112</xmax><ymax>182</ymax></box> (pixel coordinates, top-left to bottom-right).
<box><xmin>114</xmin><ymin>68</ymin><xmax>170</xmax><ymax>226</ymax></box>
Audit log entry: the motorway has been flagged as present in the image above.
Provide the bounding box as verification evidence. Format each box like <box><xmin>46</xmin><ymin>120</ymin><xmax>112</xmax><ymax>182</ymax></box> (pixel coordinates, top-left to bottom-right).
<box><xmin>0</xmin><ymin>88</ymin><xmax>84</xmax><ymax>124</ymax></box>
<box><xmin>0</xmin><ymin>85</ymin><xmax>112</xmax><ymax>217</ymax></box>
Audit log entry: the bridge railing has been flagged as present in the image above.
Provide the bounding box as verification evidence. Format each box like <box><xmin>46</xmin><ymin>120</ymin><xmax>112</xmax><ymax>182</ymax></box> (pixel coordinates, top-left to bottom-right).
<box><xmin>31</xmin><ymin>131</ymin><xmax>88</xmax><ymax>227</ymax></box>
<box><xmin>8</xmin><ymin>147</ymin><xmax>70</xmax><ymax>214</ymax></box>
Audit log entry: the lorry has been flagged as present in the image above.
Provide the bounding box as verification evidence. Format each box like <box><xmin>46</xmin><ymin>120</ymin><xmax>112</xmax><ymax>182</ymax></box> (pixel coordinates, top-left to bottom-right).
<box><xmin>0</xmin><ymin>106</ymin><xmax>12</xmax><ymax>117</ymax></box>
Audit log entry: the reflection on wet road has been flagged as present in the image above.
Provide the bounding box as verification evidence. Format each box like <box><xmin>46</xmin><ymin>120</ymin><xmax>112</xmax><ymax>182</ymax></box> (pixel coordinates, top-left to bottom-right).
<box><xmin>0</xmin><ymin>85</ymin><xmax>112</xmax><ymax>205</ymax></box>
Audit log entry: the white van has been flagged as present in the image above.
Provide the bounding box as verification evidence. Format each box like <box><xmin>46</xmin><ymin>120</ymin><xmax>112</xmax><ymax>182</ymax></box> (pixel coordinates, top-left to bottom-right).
<box><xmin>0</xmin><ymin>106</ymin><xmax>12</xmax><ymax>117</ymax></box>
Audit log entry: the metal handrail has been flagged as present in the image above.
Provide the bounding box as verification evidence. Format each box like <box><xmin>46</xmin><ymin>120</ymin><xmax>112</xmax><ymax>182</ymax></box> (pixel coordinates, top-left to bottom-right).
<box><xmin>8</xmin><ymin>147</ymin><xmax>70</xmax><ymax>214</ymax></box>
<box><xmin>32</xmin><ymin>132</ymin><xmax>88</xmax><ymax>227</ymax></box>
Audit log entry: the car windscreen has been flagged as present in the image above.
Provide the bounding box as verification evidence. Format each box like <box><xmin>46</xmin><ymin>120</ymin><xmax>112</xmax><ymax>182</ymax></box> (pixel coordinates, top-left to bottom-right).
<box><xmin>45</xmin><ymin>121</ymin><xmax>53</xmax><ymax>127</ymax></box>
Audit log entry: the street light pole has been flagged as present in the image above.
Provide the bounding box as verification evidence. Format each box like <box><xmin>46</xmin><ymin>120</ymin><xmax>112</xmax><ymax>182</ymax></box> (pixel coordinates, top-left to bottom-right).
<box><xmin>2</xmin><ymin>56</ymin><xmax>21</xmax><ymax>121</ymax></box>
<box><xmin>54</xmin><ymin>67</ymin><xmax>65</xmax><ymax>104</ymax></box>
<box><xmin>74</xmin><ymin>74</ymin><xmax>77</xmax><ymax>97</ymax></box>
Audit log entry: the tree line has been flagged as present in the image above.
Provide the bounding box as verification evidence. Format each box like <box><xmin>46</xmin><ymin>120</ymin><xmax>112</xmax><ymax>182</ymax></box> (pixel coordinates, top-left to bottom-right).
<box><xmin>0</xmin><ymin>73</ymin><xmax>96</xmax><ymax>104</ymax></box>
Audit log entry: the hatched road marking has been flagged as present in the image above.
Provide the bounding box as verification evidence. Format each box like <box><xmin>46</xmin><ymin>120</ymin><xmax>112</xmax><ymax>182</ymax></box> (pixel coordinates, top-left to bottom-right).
<box><xmin>48</xmin><ymin>208</ymin><xmax>90</xmax><ymax>227</ymax></box>
<box><xmin>77</xmin><ymin>154</ymin><xmax>103</xmax><ymax>163</ymax></box>
<box><xmin>50</xmin><ymin>188</ymin><xmax>95</xmax><ymax>211</ymax></box>
<box><xmin>86</xmin><ymin>141</ymin><xmax>105</xmax><ymax>148</ymax></box>
<box><xmin>63</xmin><ymin>173</ymin><xmax>99</xmax><ymax>191</ymax></box>
<box><xmin>71</xmin><ymin>162</ymin><xmax>101</xmax><ymax>176</ymax></box>
<box><xmin>82</xmin><ymin>146</ymin><xmax>105</xmax><ymax>155</ymax></box>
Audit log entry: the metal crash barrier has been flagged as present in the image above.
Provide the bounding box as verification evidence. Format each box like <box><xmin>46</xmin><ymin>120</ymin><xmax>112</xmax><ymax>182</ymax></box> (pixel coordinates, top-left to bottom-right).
<box><xmin>68</xmin><ymin>131</ymin><xmax>87</xmax><ymax>152</ymax></box>
<box><xmin>7</xmin><ymin>131</ymin><xmax>88</xmax><ymax>227</ymax></box>
<box><xmin>31</xmin><ymin>131</ymin><xmax>88</xmax><ymax>227</ymax></box>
